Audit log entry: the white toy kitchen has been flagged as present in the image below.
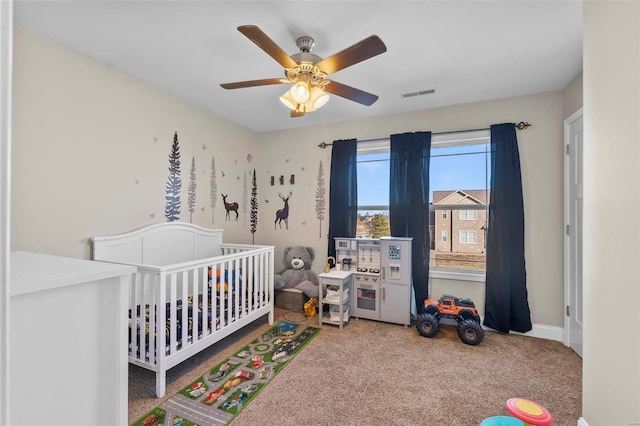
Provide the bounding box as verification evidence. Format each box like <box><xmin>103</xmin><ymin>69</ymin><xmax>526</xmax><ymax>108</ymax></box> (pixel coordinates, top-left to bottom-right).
<box><xmin>322</xmin><ymin>236</ymin><xmax>413</xmax><ymax>327</ymax></box>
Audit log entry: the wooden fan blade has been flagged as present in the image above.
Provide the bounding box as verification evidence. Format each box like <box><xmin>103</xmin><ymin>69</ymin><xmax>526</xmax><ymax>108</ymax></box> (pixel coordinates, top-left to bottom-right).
<box><xmin>316</xmin><ymin>35</ymin><xmax>387</xmax><ymax>75</ymax></box>
<box><xmin>220</xmin><ymin>78</ymin><xmax>288</xmax><ymax>90</ymax></box>
<box><xmin>291</xmin><ymin>110</ymin><xmax>305</xmax><ymax>118</ymax></box>
<box><xmin>238</xmin><ymin>25</ymin><xmax>298</xmax><ymax>69</ymax></box>
<box><xmin>323</xmin><ymin>81</ymin><xmax>379</xmax><ymax>106</ymax></box>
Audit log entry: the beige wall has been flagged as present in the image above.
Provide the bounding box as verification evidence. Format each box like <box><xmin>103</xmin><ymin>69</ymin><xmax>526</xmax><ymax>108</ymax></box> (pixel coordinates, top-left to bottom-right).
<box><xmin>259</xmin><ymin>91</ymin><xmax>566</xmax><ymax>329</ymax></box>
<box><xmin>563</xmin><ymin>71</ymin><xmax>583</xmax><ymax>120</ymax></box>
<box><xmin>431</xmin><ymin>277</ymin><xmax>486</xmax><ymax>317</ymax></box>
<box><xmin>13</xmin><ymin>26</ymin><xmax>567</xmax><ymax>333</ymax></box>
<box><xmin>12</xmin><ymin>27</ymin><xmax>260</xmax><ymax>259</ymax></box>
<box><xmin>583</xmin><ymin>1</ymin><xmax>640</xmax><ymax>424</ymax></box>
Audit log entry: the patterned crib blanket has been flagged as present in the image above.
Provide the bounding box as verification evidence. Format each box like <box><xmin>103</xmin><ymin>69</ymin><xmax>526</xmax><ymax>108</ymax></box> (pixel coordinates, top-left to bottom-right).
<box><xmin>129</xmin><ymin>268</ymin><xmax>244</xmax><ymax>360</ymax></box>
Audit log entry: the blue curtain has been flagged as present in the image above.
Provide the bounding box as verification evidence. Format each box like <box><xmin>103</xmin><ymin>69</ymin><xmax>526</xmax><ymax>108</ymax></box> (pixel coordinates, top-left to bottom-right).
<box><xmin>389</xmin><ymin>132</ymin><xmax>431</xmax><ymax>313</ymax></box>
<box><xmin>327</xmin><ymin>139</ymin><xmax>358</xmax><ymax>260</ymax></box>
<box><xmin>483</xmin><ymin>123</ymin><xmax>532</xmax><ymax>333</ymax></box>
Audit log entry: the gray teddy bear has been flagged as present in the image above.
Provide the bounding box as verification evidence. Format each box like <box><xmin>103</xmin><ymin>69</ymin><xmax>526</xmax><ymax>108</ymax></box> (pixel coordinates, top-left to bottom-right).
<box><xmin>274</xmin><ymin>246</ymin><xmax>321</xmax><ymax>298</ymax></box>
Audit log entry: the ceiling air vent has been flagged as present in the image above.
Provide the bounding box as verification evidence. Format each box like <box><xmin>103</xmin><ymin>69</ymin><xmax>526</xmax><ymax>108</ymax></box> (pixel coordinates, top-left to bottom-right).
<box><xmin>402</xmin><ymin>89</ymin><xmax>435</xmax><ymax>99</ymax></box>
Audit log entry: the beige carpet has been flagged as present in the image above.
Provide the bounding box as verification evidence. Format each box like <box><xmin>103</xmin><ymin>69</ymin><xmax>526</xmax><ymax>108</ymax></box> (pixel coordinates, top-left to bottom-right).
<box><xmin>129</xmin><ymin>308</ymin><xmax>582</xmax><ymax>425</ymax></box>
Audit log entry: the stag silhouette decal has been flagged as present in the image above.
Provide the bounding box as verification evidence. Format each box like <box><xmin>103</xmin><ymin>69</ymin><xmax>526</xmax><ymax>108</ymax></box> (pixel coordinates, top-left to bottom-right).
<box><xmin>221</xmin><ymin>194</ymin><xmax>239</xmax><ymax>221</ymax></box>
<box><xmin>275</xmin><ymin>191</ymin><xmax>292</xmax><ymax>230</ymax></box>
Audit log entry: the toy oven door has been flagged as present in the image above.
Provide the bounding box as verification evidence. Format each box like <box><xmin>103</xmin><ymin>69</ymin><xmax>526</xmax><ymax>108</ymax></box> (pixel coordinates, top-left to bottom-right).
<box><xmin>353</xmin><ymin>278</ymin><xmax>380</xmax><ymax>321</ymax></box>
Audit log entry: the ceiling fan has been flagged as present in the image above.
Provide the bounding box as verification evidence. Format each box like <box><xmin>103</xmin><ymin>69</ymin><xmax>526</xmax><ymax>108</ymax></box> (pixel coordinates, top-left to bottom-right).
<box><xmin>220</xmin><ymin>25</ymin><xmax>387</xmax><ymax>118</ymax></box>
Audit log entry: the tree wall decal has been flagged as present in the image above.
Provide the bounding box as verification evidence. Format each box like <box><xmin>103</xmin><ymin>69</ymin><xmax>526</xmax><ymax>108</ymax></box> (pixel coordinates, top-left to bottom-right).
<box><xmin>210</xmin><ymin>156</ymin><xmax>217</xmax><ymax>224</ymax></box>
<box><xmin>250</xmin><ymin>168</ymin><xmax>258</xmax><ymax>244</ymax></box>
<box><xmin>164</xmin><ymin>131</ymin><xmax>181</xmax><ymax>222</ymax></box>
<box><xmin>315</xmin><ymin>160</ymin><xmax>326</xmax><ymax>238</ymax></box>
<box><xmin>188</xmin><ymin>156</ymin><xmax>196</xmax><ymax>223</ymax></box>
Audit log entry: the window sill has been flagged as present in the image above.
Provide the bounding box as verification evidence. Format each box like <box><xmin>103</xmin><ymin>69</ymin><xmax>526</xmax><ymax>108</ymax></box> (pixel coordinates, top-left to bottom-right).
<box><xmin>429</xmin><ymin>269</ymin><xmax>485</xmax><ymax>283</ymax></box>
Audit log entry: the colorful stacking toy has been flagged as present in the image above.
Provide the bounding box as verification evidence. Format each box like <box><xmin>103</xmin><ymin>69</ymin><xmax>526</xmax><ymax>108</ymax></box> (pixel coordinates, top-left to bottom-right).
<box><xmin>480</xmin><ymin>398</ymin><xmax>553</xmax><ymax>426</ymax></box>
<box><xmin>505</xmin><ymin>398</ymin><xmax>553</xmax><ymax>425</ymax></box>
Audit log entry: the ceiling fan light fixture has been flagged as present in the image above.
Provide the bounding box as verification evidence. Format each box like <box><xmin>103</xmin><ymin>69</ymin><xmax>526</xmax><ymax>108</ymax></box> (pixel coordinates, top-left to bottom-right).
<box><xmin>279</xmin><ymin>91</ymin><xmax>297</xmax><ymax>110</ymax></box>
<box><xmin>310</xmin><ymin>86</ymin><xmax>330</xmax><ymax>109</ymax></box>
<box><xmin>221</xmin><ymin>26</ymin><xmax>387</xmax><ymax>118</ymax></box>
<box><xmin>289</xmin><ymin>80</ymin><xmax>311</xmax><ymax>103</ymax></box>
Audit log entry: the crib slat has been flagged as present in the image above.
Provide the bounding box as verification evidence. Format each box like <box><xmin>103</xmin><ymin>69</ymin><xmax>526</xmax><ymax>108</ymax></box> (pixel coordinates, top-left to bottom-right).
<box><xmin>169</xmin><ymin>274</ymin><xmax>177</xmax><ymax>355</ymax></box>
<box><xmin>154</xmin><ymin>272</ymin><xmax>164</xmax><ymax>368</ymax></box>
<box><xmin>139</xmin><ymin>273</ymin><xmax>148</xmax><ymax>363</ymax></box>
<box><xmin>191</xmin><ymin>268</ymin><xmax>199</xmax><ymax>344</ymax></box>
<box><xmin>233</xmin><ymin>258</ymin><xmax>240</xmax><ymax>319</ymax></box>
<box><xmin>221</xmin><ymin>263</ymin><xmax>228</xmax><ymax>328</ymax></box>
<box><xmin>248</xmin><ymin>254</ymin><xmax>258</xmax><ymax>311</ymax></box>
<box><xmin>201</xmin><ymin>266</ymin><xmax>208</xmax><ymax>337</ymax></box>
<box><xmin>240</xmin><ymin>256</ymin><xmax>247</xmax><ymax>317</ymax></box>
<box><xmin>259</xmin><ymin>253</ymin><xmax>264</xmax><ymax>307</ymax></box>
<box><xmin>130</xmin><ymin>273</ymin><xmax>137</xmax><ymax>361</ymax></box>
<box><xmin>211</xmin><ymin>264</ymin><xmax>218</xmax><ymax>331</ymax></box>
<box><xmin>180</xmin><ymin>270</ymin><xmax>188</xmax><ymax>350</ymax></box>
<box><xmin>245</xmin><ymin>254</ymin><xmax>251</xmax><ymax>312</ymax></box>
<box><xmin>138</xmin><ymin>273</ymin><xmax>147</xmax><ymax>363</ymax></box>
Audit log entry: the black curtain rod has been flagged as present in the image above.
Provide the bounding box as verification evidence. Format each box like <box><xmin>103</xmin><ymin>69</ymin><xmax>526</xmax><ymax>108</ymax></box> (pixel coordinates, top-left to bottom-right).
<box><xmin>317</xmin><ymin>121</ymin><xmax>531</xmax><ymax>148</ymax></box>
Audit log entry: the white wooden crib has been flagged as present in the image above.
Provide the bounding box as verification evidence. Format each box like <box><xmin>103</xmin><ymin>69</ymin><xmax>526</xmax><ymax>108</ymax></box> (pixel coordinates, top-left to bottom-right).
<box><xmin>92</xmin><ymin>222</ymin><xmax>274</xmax><ymax>397</ymax></box>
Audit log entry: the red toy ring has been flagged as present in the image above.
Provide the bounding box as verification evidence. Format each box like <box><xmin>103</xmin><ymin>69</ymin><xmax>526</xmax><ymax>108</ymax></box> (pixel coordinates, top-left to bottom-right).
<box><xmin>505</xmin><ymin>398</ymin><xmax>553</xmax><ymax>426</ymax></box>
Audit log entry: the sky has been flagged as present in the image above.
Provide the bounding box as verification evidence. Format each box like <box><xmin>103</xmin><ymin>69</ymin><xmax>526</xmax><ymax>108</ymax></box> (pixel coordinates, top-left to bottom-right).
<box><xmin>357</xmin><ymin>143</ymin><xmax>490</xmax><ymax>207</ymax></box>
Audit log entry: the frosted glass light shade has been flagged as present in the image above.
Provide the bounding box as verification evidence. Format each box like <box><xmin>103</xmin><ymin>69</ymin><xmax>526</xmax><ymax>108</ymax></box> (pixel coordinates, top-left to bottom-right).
<box><xmin>279</xmin><ymin>91</ymin><xmax>296</xmax><ymax>110</ymax></box>
<box><xmin>310</xmin><ymin>87</ymin><xmax>330</xmax><ymax>109</ymax></box>
<box><xmin>290</xmin><ymin>81</ymin><xmax>311</xmax><ymax>103</ymax></box>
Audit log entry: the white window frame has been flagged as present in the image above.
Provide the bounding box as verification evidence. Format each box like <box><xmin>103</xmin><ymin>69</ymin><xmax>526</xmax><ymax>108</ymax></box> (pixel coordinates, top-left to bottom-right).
<box><xmin>441</xmin><ymin>230</ymin><xmax>448</xmax><ymax>242</ymax></box>
<box><xmin>442</xmin><ymin>211</ymin><xmax>447</xmax><ymax>219</ymax></box>
<box><xmin>459</xmin><ymin>230</ymin><xmax>477</xmax><ymax>244</ymax></box>
<box><xmin>459</xmin><ymin>210</ymin><xmax>477</xmax><ymax>220</ymax></box>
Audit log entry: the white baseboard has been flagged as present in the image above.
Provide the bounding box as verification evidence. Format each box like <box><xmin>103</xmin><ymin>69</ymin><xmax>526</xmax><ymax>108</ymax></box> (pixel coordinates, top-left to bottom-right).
<box><xmin>479</xmin><ymin>318</ymin><xmax>564</xmax><ymax>342</ymax></box>
<box><xmin>437</xmin><ymin>317</ymin><xmax>564</xmax><ymax>342</ymax></box>
<box><xmin>578</xmin><ymin>417</ymin><xmax>589</xmax><ymax>426</ymax></box>
<box><xmin>509</xmin><ymin>323</ymin><xmax>564</xmax><ymax>342</ymax></box>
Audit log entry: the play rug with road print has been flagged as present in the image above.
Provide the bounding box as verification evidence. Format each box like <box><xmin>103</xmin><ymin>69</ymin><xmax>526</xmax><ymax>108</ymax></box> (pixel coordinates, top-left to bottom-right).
<box><xmin>131</xmin><ymin>321</ymin><xmax>320</xmax><ymax>426</ymax></box>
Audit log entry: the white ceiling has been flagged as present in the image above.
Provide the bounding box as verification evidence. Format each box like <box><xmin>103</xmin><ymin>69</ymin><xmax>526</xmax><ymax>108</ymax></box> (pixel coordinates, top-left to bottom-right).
<box><xmin>13</xmin><ymin>0</ymin><xmax>583</xmax><ymax>134</ymax></box>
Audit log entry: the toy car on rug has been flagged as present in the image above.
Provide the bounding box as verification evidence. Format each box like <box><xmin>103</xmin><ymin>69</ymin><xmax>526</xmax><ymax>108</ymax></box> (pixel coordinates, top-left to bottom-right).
<box><xmin>416</xmin><ymin>294</ymin><xmax>484</xmax><ymax>345</ymax></box>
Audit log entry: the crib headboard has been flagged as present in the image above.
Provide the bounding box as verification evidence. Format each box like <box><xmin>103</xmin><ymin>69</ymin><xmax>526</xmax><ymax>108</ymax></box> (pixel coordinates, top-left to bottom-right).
<box><xmin>92</xmin><ymin>222</ymin><xmax>223</xmax><ymax>266</ymax></box>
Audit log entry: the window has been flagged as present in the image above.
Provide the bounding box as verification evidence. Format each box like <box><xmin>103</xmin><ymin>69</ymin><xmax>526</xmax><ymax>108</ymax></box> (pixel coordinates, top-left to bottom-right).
<box><xmin>459</xmin><ymin>210</ymin><xmax>477</xmax><ymax>220</ymax></box>
<box><xmin>459</xmin><ymin>230</ymin><xmax>477</xmax><ymax>244</ymax></box>
<box><xmin>429</xmin><ymin>130</ymin><xmax>490</xmax><ymax>275</ymax></box>
<box><xmin>356</xmin><ymin>139</ymin><xmax>391</xmax><ymax>238</ymax></box>
<box><xmin>356</xmin><ymin>130</ymin><xmax>490</xmax><ymax>279</ymax></box>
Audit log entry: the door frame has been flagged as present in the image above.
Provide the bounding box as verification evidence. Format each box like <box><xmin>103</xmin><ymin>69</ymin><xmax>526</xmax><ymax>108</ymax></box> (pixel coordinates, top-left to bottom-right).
<box><xmin>563</xmin><ymin>107</ymin><xmax>583</xmax><ymax>350</ymax></box>
<box><xmin>0</xmin><ymin>0</ymin><xmax>13</xmax><ymax>423</ymax></box>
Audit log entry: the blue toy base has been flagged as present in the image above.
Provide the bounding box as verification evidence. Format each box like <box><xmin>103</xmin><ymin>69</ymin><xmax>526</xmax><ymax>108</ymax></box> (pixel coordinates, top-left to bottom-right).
<box><xmin>480</xmin><ymin>416</ymin><xmax>524</xmax><ymax>426</ymax></box>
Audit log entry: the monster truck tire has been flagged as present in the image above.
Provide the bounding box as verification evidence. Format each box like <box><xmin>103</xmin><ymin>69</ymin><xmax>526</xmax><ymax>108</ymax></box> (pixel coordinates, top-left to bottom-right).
<box><xmin>457</xmin><ymin>319</ymin><xmax>484</xmax><ymax>345</ymax></box>
<box><xmin>425</xmin><ymin>305</ymin><xmax>440</xmax><ymax>316</ymax></box>
<box><xmin>458</xmin><ymin>309</ymin><xmax>477</xmax><ymax>321</ymax></box>
<box><xmin>416</xmin><ymin>313</ymin><xmax>440</xmax><ymax>338</ymax></box>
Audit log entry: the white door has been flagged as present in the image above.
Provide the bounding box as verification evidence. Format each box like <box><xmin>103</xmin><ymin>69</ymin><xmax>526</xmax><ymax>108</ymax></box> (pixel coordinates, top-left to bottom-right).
<box><xmin>565</xmin><ymin>109</ymin><xmax>584</xmax><ymax>357</ymax></box>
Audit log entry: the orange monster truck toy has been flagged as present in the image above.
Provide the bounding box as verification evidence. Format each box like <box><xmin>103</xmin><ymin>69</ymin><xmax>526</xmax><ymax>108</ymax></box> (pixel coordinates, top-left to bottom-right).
<box><xmin>416</xmin><ymin>294</ymin><xmax>484</xmax><ymax>345</ymax></box>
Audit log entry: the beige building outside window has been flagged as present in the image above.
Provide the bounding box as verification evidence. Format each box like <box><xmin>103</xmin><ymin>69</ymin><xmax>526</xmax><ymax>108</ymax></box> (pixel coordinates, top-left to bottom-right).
<box><xmin>430</xmin><ymin>190</ymin><xmax>488</xmax><ymax>271</ymax></box>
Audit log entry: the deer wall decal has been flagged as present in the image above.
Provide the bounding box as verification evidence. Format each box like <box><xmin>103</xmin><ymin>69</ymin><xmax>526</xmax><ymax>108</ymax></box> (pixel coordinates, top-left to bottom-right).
<box><xmin>221</xmin><ymin>194</ymin><xmax>239</xmax><ymax>221</ymax></box>
<box><xmin>275</xmin><ymin>191</ymin><xmax>292</xmax><ymax>230</ymax></box>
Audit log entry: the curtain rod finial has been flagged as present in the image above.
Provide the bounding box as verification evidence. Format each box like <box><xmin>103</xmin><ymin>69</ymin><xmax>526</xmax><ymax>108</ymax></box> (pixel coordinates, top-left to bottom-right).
<box><xmin>515</xmin><ymin>122</ymin><xmax>531</xmax><ymax>130</ymax></box>
<box><xmin>318</xmin><ymin>142</ymin><xmax>332</xmax><ymax>149</ymax></box>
